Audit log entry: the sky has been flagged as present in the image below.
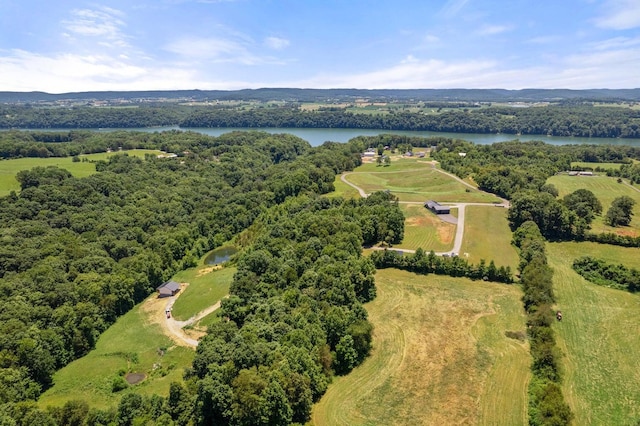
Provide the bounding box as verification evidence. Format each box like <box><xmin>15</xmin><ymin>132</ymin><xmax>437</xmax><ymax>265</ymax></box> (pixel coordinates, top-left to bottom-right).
<box><xmin>1</xmin><ymin>0</ymin><xmax>640</xmax><ymax>92</ymax></box>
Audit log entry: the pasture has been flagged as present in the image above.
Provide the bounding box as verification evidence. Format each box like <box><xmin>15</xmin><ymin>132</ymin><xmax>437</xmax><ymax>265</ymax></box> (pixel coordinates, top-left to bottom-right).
<box><xmin>547</xmin><ymin>174</ymin><xmax>640</xmax><ymax>234</ymax></box>
<box><xmin>570</xmin><ymin>161</ymin><xmax>625</xmax><ymax>170</ymax></box>
<box><xmin>396</xmin><ymin>203</ymin><xmax>455</xmax><ymax>252</ymax></box>
<box><xmin>312</xmin><ymin>269</ymin><xmax>529</xmax><ymax>426</ymax></box>
<box><xmin>460</xmin><ymin>205</ymin><xmax>519</xmax><ymax>271</ymax></box>
<box><xmin>547</xmin><ymin>242</ymin><xmax>640</xmax><ymax>425</ymax></box>
<box><xmin>170</xmin><ymin>265</ymin><xmax>235</xmax><ymax>321</ymax></box>
<box><xmin>345</xmin><ymin>166</ymin><xmax>500</xmax><ymax>203</ymax></box>
<box><xmin>38</xmin><ymin>299</ymin><xmax>194</xmax><ymax>410</ymax></box>
<box><xmin>0</xmin><ymin>150</ymin><xmax>164</xmax><ymax>197</ymax></box>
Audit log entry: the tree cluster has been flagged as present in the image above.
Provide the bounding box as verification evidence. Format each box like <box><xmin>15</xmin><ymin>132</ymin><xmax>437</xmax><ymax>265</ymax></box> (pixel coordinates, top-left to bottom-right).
<box><xmin>572</xmin><ymin>256</ymin><xmax>640</xmax><ymax>292</ymax></box>
<box><xmin>370</xmin><ymin>247</ymin><xmax>513</xmax><ymax>283</ymax></box>
<box><xmin>512</xmin><ymin>221</ymin><xmax>573</xmax><ymax>426</ymax></box>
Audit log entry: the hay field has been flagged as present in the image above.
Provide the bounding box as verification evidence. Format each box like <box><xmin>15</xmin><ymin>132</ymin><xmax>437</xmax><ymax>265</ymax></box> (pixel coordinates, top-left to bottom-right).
<box><xmin>547</xmin><ymin>242</ymin><xmax>640</xmax><ymax>425</ymax></box>
<box><xmin>396</xmin><ymin>203</ymin><xmax>455</xmax><ymax>252</ymax></box>
<box><xmin>312</xmin><ymin>269</ymin><xmax>529</xmax><ymax>426</ymax></box>
<box><xmin>546</xmin><ymin>174</ymin><xmax>640</xmax><ymax>234</ymax></box>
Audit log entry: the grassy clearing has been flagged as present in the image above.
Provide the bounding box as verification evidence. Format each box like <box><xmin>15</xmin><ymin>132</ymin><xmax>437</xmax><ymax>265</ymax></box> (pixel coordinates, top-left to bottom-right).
<box><xmin>396</xmin><ymin>203</ymin><xmax>454</xmax><ymax>252</ymax></box>
<box><xmin>312</xmin><ymin>269</ymin><xmax>529</xmax><ymax>426</ymax></box>
<box><xmin>39</xmin><ymin>300</ymin><xmax>194</xmax><ymax>410</ymax></box>
<box><xmin>327</xmin><ymin>174</ymin><xmax>360</xmax><ymax>199</ymax></box>
<box><xmin>460</xmin><ymin>205</ymin><xmax>519</xmax><ymax>271</ymax></box>
<box><xmin>0</xmin><ymin>150</ymin><xmax>163</xmax><ymax>197</ymax></box>
<box><xmin>547</xmin><ymin>242</ymin><xmax>640</xmax><ymax>425</ymax></box>
<box><xmin>571</xmin><ymin>161</ymin><xmax>625</xmax><ymax>170</ymax></box>
<box><xmin>171</xmin><ymin>265</ymin><xmax>235</xmax><ymax>321</ymax></box>
<box><xmin>546</xmin><ymin>174</ymin><xmax>640</xmax><ymax>235</ymax></box>
<box><xmin>346</xmin><ymin>167</ymin><xmax>499</xmax><ymax>203</ymax></box>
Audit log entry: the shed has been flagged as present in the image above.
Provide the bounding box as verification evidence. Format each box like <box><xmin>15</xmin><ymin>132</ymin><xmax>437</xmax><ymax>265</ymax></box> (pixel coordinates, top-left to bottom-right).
<box><xmin>157</xmin><ymin>280</ymin><xmax>180</xmax><ymax>298</ymax></box>
<box><xmin>425</xmin><ymin>200</ymin><xmax>451</xmax><ymax>214</ymax></box>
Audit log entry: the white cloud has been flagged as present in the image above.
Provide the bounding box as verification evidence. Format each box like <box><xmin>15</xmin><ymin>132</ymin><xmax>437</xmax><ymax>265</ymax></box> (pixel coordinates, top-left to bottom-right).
<box><xmin>264</xmin><ymin>36</ymin><xmax>290</xmax><ymax>50</ymax></box>
<box><xmin>476</xmin><ymin>24</ymin><xmax>512</xmax><ymax>36</ymax></box>
<box><xmin>439</xmin><ymin>0</ymin><xmax>471</xmax><ymax>18</ymax></box>
<box><xmin>595</xmin><ymin>0</ymin><xmax>640</xmax><ymax>29</ymax></box>
<box><xmin>63</xmin><ymin>7</ymin><xmax>128</xmax><ymax>44</ymax></box>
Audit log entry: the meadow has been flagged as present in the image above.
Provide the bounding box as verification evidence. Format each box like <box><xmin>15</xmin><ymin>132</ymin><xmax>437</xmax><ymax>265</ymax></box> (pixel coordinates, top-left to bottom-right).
<box><xmin>547</xmin><ymin>174</ymin><xmax>640</xmax><ymax>234</ymax></box>
<box><xmin>459</xmin><ymin>205</ymin><xmax>519</xmax><ymax>270</ymax></box>
<box><xmin>0</xmin><ymin>149</ymin><xmax>164</xmax><ymax>196</ymax></box>
<box><xmin>170</xmin><ymin>264</ymin><xmax>235</xmax><ymax>321</ymax></box>
<box><xmin>547</xmin><ymin>242</ymin><xmax>640</xmax><ymax>425</ymax></box>
<box><xmin>396</xmin><ymin>203</ymin><xmax>455</xmax><ymax>252</ymax></box>
<box><xmin>312</xmin><ymin>269</ymin><xmax>529</xmax><ymax>426</ymax></box>
<box><xmin>38</xmin><ymin>300</ymin><xmax>194</xmax><ymax>410</ymax></box>
<box><xmin>345</xmin><ymin>162</ymin><xmax>500</xmax><ymax>203</ymax></box>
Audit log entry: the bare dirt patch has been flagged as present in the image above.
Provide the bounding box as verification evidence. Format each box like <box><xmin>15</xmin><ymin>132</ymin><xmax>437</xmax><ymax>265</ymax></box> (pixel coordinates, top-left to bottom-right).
<box><xmin>140</xmin><ymin>283</ymin><xmax>195</xmax><ymax>348</ymax></box>
<box><xmin>196</xmin><ymin>265</ymin><xmax>222</xmax><ymax>277</ymax></box>
<box><xmin>125</xmin><ymin>373</ymin><xmax>146</xmax><ymax>385</ymax></box>
<box><xmin>436</xmin><ymin>222</ymin><xmax>455</xmax><ymax>244</ymax></box>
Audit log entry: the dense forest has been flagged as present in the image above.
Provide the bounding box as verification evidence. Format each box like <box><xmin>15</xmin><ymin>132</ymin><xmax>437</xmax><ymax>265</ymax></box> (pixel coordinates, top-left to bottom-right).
<box><xmin>2</xmin><ymin>104</ymin><xmax>640</xmax><ymax>138</ymax></box>
<box><xmin>0</xmin><ymin>130</ymin><xmax>409</xmax><ymax>424</ymax></box>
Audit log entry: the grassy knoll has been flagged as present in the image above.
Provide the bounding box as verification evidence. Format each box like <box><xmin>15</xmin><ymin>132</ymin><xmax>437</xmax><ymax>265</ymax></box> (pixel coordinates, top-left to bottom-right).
<box><xmin>460</xmin><ymin>205</ymin><xmax>519</xmax><ymax>271</ymax></box>
<box><xmin>312</xmin><ymin>269</ymin><xmax>529</xmax><ymax>426</ymax></box>
<box><xmin>547</xmin><ymin>174</ymin><xmax>640</xmax><ymax>235</ymax></box>
<box><xmin>0</xmin><ymin>150</ymin><xmax>163</xmax><ymax>197</ymax></box>
<box><xmin>39</xmin><ymin>300</ymin><xmax>194</xmax><ymax>410</ymax></box>
<box><xmin>396</xmin><ymin>203</ymin><xmax>454</xmax><ymax>252</ymax></box>
<box><xmin>328</xmin><ymin>174</ymin><xmax>360</xmax><ymax>198</ymax></box>
<box><xmin>171</xmin><ymin>265</ymin><xmax>235</xmax><ymax>321</ymax></box>
<box><xmin>547</xmin><ymin>242</ymin><xmax>640</xmax><ymax>425</ymax></box>
<box><xmin>345</xmin><ymin>167</ymin><xmax>500</xmax><ymax>203</ymax></box>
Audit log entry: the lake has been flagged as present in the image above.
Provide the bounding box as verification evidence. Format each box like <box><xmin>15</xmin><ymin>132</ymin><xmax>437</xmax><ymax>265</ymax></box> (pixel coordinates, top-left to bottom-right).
<box><xmin>204</xmin><ymin>246</ymin><xmax>237</xmax><ymax>265</ymax></box>
<box><xmin>105</xmin><ymin>126</ymin><xmax>640</xmax><ymax>147</ymax></box>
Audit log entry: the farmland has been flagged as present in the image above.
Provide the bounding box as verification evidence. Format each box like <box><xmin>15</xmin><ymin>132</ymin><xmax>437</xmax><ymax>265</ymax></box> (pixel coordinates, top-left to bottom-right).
<box><xmin>547</xmin><ymin>242</ymin><xmax>640</xmax><ymax>425</ymax></box>
<box><xmin>546</xmin><ymin>174</ymin><xmax>640</xmax><ymax>234</ymax></box>
<box><xmin>0</xmin><ymin>149</ymin><xmax>164</xmax><ymax>196</ymax></box>
<box><xmin>396</xmin><ymin>203</ymin><xmax>455</xmax><ymax>252</ymax></box>
<box><xmin>312</xmin><ymin>269</ymin><xmax>529</xmax><ymax>426</ymax></box>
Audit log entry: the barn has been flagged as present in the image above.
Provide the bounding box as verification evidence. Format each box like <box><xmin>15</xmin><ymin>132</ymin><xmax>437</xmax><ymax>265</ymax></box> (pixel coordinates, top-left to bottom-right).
<box><xmin>424</xmin><ymin>200</ymin><xmax>451</xmax><ymax>215</ymax></box>
<box><xmin>157</xmin><ymin>280</ymin><xmax>181</xmax><ymax>298</ymax></box>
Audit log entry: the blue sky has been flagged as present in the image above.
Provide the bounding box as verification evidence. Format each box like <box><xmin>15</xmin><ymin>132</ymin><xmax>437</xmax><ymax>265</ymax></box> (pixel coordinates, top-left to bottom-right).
<box><xmin>1</xmin><ymin>0</ymin><xmax>639</xmax><ymax>92</ymax></box>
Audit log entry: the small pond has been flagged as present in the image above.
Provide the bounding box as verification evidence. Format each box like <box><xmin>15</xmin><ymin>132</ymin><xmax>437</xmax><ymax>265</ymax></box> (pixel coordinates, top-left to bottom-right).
<box><xmin>205</xmin><ymin>246</ymin><xmax>237</xmax><ymax>265</ymax></box>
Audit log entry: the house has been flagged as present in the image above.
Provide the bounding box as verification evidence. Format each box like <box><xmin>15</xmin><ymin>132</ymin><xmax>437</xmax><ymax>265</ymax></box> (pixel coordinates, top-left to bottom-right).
<box><xmin>157</xmin><ymin>280</ymin><xmax>180</xmax><ymax>298</ymax></box>
<box><xmin>425</xmin><ymin>200</ymin><xmax>451</xmax><ymax>214</ymax></box>
<box><xmin>362</xmin><ymin>151</ymin><xmax>376</xmax><ymax>158</ymax></box>
<box><xmin>578</xmin><ymin>171</ymin><xmax>593</xmax><ymax>176</ymax></box>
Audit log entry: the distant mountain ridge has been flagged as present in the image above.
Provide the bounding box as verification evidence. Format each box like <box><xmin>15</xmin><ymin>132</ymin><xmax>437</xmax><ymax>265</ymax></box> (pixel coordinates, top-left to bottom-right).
<box><xmin>2</xmin><ymin>88</ymin><xmax>640</xmax><ymax>103</ymax></box>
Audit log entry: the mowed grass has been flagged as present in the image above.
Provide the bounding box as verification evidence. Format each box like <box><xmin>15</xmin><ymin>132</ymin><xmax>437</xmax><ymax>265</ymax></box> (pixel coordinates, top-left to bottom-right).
<box><xmin>39</xmin><ymin>300</ymin><xmax>194</xmax><ymax>410</ymax></box>
<box><xmin>312</xmin><ymin>269</ymin><xmax>529</xmax><ymax>426</ymax></box>
<box><xmin>346</xmin><ymin>167</ymin><xmax>500</xmax><ymax>203</ymax></box>
<box><xmin>396</xmin><ymin>203</ymin><xmax>455</xmax><ymax>252</ymax></box>
<box><xmin>0</xmin><ymin>150</ymin><xmax>163</xmax><ymax>197</ymax></box>
<box><xmin>547</xmin><ymin>174</ymin><xmax>640</xmax><ymax>235</ymax></box>
<box><xmin>547</xmin><ymin>242</ymin><xmax>640</xmax><ymax>425</ymax></box>
<box><xmin>171</xmin><ymin>265</ymin><xmax>235</xmax><ymax>321</ymax></box>
<box><xmin>571</xmin><ymin>161</ymin><xmax>625</xmax><ymax>170</ymax></box>
<box><xmin>460</xmin><ymin>205</ymin><xmax>519</xmax><ymax>271</ymax></box>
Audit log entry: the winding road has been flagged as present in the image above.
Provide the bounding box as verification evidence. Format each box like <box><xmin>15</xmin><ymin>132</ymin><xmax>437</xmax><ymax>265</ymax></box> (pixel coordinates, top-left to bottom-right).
<box><xmin>163</xmin><ymin>294</ymin><xmax>225</xmax><ymax>348</ymax></box>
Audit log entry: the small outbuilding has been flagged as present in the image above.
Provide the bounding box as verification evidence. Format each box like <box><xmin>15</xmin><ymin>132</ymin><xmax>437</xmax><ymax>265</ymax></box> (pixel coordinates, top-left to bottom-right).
<box><xmin>425</xmin><ymin>200</ymin><xmax>451</xmax><ymax>214</ymax></box>
<box><xmin>157</xmin><ymin>280</ymin><xmax>181</xmax><ymax>298</ymax></box>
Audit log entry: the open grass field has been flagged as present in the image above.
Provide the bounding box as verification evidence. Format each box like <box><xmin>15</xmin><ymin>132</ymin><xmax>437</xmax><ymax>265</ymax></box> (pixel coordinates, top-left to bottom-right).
<box><xmin>346</xmin><ymin>166</ymin><xmax>499</xmax><ymax>203</ymax></box>
<box><xmin>460</xmin><ymin>205</ymin><xmax>519</xmax><ymax>271</ymax></box>
<box><xmin>0</xmin><ymin>149</ymin><xmax>164</xmax><ymax>197</ymax></box>
<box><xmin>171</xmin><ymin>264</ymin><xmax>235</xmax><ymax>321</ymax></box>
<box><xmin>396</xmin><ymin>203</ymin><xmax>455</xmax><ymax>252</ymax></box>
<box><xmin>312</xmin><ymin>269</ymin><xmax>529</xmax><ymax>426</ymax></box>
<box><xmin>547</xmin><ymin>174</ymin><xmax>640</xmax><ymax>235</ymax></box>
<box><xmin>328</xmin><ymin>174</ymin><xmax>360</xmax><ymax>198</ymax></box>
<box><xmin>570</xmin><ymin>161</ymin><xmax>625</xmax><ymax>170</ymax></box>
<box><xmin>38</xmin><ymin>300</ymin><xmax>194</xmax><ymax>410</ymax></box>
<box><xmin>547</xmin><ymin>242</ymin><xmax>640</xmax><ymax>425</ymax></box>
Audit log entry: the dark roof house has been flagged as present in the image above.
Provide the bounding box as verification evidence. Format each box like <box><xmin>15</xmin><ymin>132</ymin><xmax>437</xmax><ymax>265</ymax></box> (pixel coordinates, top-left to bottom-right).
<box><xmin>157</xmin><ymin>280</ymin><xmax>181</xmax><ymax>298</ymax></box>
<box><xmin>425</xmin><ymin>200</ymin><xmax>451</xmax><ymax>214</ymax></box>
